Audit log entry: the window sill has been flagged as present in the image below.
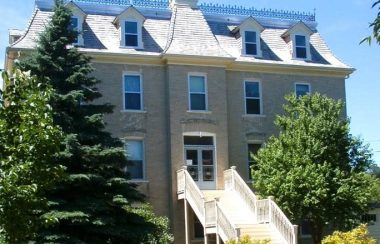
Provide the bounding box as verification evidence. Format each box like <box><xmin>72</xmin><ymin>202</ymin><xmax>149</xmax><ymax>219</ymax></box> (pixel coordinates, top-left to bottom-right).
<box><xmin>120</xmin><ymin>110</ymin><xmax>147</xmax><ymax>113</ymax></box>
<box><xmin>242</xmin><ymin>114</ymin><xmax>266</xmax><ymax>118</ymax></box>
<box><xmin>241</xmin><ymin>54</ymin><xmax>262</xmax><ymax>58</ymax></box>
<box><xmin>120</xmin><ymin>45</ymin><xmax>144</xmax><ymax>50</ymax></box>
<box><xmin>128</xmin><ymin>180</ymin><xmax>149</xmax><ymax>183</ymax></box>
<box><xmin>187</xmin><ymin>110</ymin><xmax>212</xmax><ymax>114</ymax></box>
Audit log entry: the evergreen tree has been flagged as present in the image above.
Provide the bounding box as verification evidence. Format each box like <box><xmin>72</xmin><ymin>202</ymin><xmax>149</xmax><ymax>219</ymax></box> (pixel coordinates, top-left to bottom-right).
<box><xmin>0</xmin><ymin>70</ymin><xmax>63</xmax><ymax>243</ymax></box>
<box><xmin>252</xmin><ymin>93</ymin><xmax>375</xmax><ymax>244</ymax></box>
<box><xmin>18</xmin><ymin>0</ymin><xmax>172</xmax><ymax>243</ymax></box>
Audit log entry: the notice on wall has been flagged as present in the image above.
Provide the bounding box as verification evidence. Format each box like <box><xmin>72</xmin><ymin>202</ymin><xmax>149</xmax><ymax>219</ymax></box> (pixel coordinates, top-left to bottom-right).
<box><xmin>186</xmin><ymin>160</ymin><xmax>193</xmax><ymax>165</ymax></box>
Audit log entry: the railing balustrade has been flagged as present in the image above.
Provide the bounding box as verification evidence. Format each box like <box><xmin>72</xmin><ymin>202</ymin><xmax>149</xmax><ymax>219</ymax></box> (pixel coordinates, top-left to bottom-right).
<box><xmin>227</xmin><ymin>167</ymin><xmax>298</xmax><ymax>244</ymax></box>
<box><xmin>216</xmin><ymin>202</ymin><xmax>240</xmax><ymax>241</ymax></box>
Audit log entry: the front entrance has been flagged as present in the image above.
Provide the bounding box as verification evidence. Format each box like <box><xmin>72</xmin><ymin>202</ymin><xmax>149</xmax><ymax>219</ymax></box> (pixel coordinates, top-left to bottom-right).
<box><xmin>184</xmin><ymin>136</ymin><xmax>216</xmax><ymax>190</ymax></box>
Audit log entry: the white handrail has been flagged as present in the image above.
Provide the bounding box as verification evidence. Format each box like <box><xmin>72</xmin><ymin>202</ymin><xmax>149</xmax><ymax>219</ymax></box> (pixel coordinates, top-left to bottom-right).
<box><xmin>177</xmin><ymin>168</ymin><xmax>206</xmax><ymax>224</ymax></box>
<box><xmin>216</xmin><ymin>201</ymin><xmax>240</xmax><ymax>242</ymax></box>
<box><xmin>227</xmin><ymin>167</ymin><xmax>298</xmax><ymax>244</ymax></box>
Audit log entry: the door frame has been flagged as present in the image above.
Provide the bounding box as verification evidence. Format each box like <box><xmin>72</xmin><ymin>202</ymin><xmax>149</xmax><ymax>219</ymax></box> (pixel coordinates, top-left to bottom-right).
<box><xmin>183</xmin><ymin>132</ymin><xmax>217</xmax><ymax>190</ymax></box>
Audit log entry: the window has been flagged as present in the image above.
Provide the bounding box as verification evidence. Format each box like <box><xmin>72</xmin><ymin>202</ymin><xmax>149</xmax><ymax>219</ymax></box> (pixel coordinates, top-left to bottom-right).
<box><xmin>124</xmin><ymin>21</ymin><xmax>138</xmax><ymax>47</ymax></box>
<box><xmin>188</xmin><ymin>75</ymin><xmax>207</xmax><ymax>111</ymax></box>
<box><xmin>125</xmin><ymin>140</ymin><xmax>144</xmax><ymax>180</ymax></box>
<box><xmin>301</xmin><ymin>220</ymin><xmax>312</xmax><ymax>236</ymax></box>
<box><xmin>362</xmin><ymin>214</ymin><xmax>377</xmax><ymax>223</ymax></box>
<box><xmin>70</xmin><ymin>17</ymin><xmax>79</xmax><ymax>44</ymax></box>
<box><xmin>244</xmin><ymin>31</ymin><xmax>258</xmax><ymax>56</ymax></box>
<box><xmin>124</xmin><ymin>74</ymin><xmax>142</xmax><ymax>110</ymax></box>
<box><xmin>295</xmin><ymin>83</ymin><xmax>310</xmax><ymax>97</ymax></box>
<box><xmin>245</xmin><ymin>81</ymin><xmax>261</xmax><ymax>114</ymax></box>
<box><xmin>295</xmin><ymin>35</ymin><xmax>307</xmax><ymax>59</ymax></box>
<box><xmin>248</xmin><ymin>144</ymin><xmax>261</xmax><ymax>180</ymax></box>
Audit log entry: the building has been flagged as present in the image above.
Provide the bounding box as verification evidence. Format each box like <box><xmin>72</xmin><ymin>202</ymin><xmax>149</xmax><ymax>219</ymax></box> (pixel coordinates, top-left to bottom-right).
<box><xmin>5</xmin><ymin>0</ymin><xmax>354</xmax><ymax>243</ymax></box>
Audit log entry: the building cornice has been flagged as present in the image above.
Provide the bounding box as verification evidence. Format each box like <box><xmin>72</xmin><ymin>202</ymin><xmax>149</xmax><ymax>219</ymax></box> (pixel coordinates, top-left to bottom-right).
<box><xmin>6</xmin><ymin>47</ymin><xmax>354</xmax><ymax>78</ymax></box>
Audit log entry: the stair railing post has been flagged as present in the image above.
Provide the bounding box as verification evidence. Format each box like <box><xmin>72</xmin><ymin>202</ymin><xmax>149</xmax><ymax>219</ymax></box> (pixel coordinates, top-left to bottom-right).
<box><xmin>293</xmin><ymin>225</ymin><xmax>298</xmax><ymax>244</ymax></box>
<box><xmin>235</xmin><ymin>227</ymin><xmax>240</xmax><ymax>242</ymax></box>
<box><xmin>183</xmin><ymin>166</ymin><xmax>188</xmax><ymax>198</ymax></box>
<box><xmin>268</xmin><ymin>196</ymin><xmax>274</xmax><ymax>224</ymax></box>
<box><xmin>215</xmin><ymin>199</ymin><xmax>220</xmax><ymax>244</ymax></box>
<box><xmin>231</xmin><ymin>166</ymin><xmax>236</xmax><ymax>191</ymax></box>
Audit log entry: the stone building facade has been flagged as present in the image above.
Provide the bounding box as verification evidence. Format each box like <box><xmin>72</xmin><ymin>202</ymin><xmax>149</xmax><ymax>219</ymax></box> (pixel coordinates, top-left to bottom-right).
<box><xmin>6</xmin><ymin>0</ymin><xmax>353</xmax><ymax>243</ymax></box>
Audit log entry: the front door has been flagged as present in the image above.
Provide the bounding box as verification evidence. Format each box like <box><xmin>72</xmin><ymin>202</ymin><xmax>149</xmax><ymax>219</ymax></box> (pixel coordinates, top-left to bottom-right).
<box><xmin>185</xmin><ymin>146</ymin><xmax>215</xmax><ymax>189</ymax></box>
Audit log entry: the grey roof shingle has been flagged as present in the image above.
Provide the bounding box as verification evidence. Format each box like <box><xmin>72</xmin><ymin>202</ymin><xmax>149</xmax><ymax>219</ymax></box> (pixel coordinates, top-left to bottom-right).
<box><xmin>164</xmin><ymin>5</ymin><xmax>231</xmax><ymax>58</ymax></box>
<box><xmin>11</xmin><ymin>2</ymin><xmax>352</xmax><ymax>70</ymax></box>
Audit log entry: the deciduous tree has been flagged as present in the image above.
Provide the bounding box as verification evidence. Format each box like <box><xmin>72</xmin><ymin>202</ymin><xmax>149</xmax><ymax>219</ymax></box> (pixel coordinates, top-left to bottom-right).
<box><xmin>0</xmin><ymin>70</ymin><xmax>63</xmax><ymax>243</ymax></box>
<box><xmin>252</xmin><ymin>93</ymin><xmax>375</xmax><ymax>244</ymax></box>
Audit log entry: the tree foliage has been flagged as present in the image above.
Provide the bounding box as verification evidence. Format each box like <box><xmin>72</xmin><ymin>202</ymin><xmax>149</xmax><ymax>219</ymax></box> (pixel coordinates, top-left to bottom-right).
<box><xmin>322</xmin><ymin>224</ymin><xmax>375</xmax><ymax>244</ymax></box>
<box><xmin>361</xmin><ymin>0</ymin><xmax>380</xmax><ymax>45</ymax></box>
<box><xmin>17</xmin><ymin>0</ymin><xmax>172</xmax><ymax>242</ymax></box>
<box><xmin>0</xmin><ymin>70</ymin><xmax>63</xmax><ymax>243</ymax></box>
<box><xmin>227</xmin><ymin>236</ymin><xmax>270</xmax><ymax>244</ymax></box>
<box><xmin>252</xmin><ymin>93</ymin><xmax>375</xmax><ymax>244</ymax></box>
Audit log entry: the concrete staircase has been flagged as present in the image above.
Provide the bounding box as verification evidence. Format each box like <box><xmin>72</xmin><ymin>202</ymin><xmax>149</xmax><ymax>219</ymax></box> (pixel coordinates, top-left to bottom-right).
<box><xmin>177</xmin><ymin>167</ymin><xmax>298</xmax><ymax>244</ymax></box>
<box><xmin>203</xmin><ymin>190</ymin><xmax>283</xmax><ymax>243</ymax></box>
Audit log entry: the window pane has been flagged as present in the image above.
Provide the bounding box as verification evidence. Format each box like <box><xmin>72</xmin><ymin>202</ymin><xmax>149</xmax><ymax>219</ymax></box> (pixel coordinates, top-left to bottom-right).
<box><xmin>126</xmin><ymin>141</ymin><xmax>143</xmax><ymax>160</ymax></box>
<box><xmin>295</xmin><ymin>35</ymin><xmax>306</xmax><ymax>46</ymax></box>
<box><xmin>296</xmin><ymin>47</ymin><xmax>307</xmax><ymax>59</ymax></box>
<box><xmin>245</xmin><ymin>31</ymin><xmax>256</xmax><ymax>43</ymax></box>
<box><xmin>189</xmin><ymin>76</ymin><xmax>205</xmax><ymax>93</ymax></box>
<box><xmin>190</xmin><ymin>94</ymin><xmax>206</xmax><ymax>110</ymax></box>
<box><xmin>127</xmin><ymin>160</ymin><xmax>143</xmax><ymax>179</ymax></box>
<box><xmin>248</xmin><ymin>144</ymin><xmax>261</xmax><ymax>180</ymax></box>
<box><xmin>245</xmin><ymin>43</ymin><xmax>257</xmax><ymax>55</ymax></box>
<box><xmin>246</xmin><ymin>98</ymin><xmax>260</xmax><ymax>114</ymax></box>
<box><xmin>296</xmin><ymin>84</ymin><xmax>310</xmax><ymax>97</ymax></box>
<box><xmin>125</xmin><ymin>34</ymin><xmax>138</xmax><ymax>47</ymax></box>
<box><xmin>124</xmin><ymin>75</ymin><xmax>140</xmax><ymax>92</ymax></box>
<box><xmin>125</xmin><ymin>21</ymin><xmax>137</xmax><ymax>34</ymax></box>
<box><xmin>245</xmin><ymin>82</ymin><xmax>260</xmax><ymax>98</ymax></box>
<box><xmin>70</xmin><ymin>17</ymin><xmax>78</xmax><ymax>31</ymax></box>
<box><xmin>125</xmin><ymin>140</ymin><xmax>143</xmax><ymax>180</ymax></box>
<box><xmin>125</xmin><ymin>93</ymin><xmax>141</xmax><ymax>110</ymax></box>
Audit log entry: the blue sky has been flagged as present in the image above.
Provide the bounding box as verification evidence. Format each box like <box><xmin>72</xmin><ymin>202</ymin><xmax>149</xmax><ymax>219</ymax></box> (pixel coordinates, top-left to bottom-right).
<box><xmin>0</xmin><ymin>0</ymin><xmax>379</xmax><ymax>164</ymax></box>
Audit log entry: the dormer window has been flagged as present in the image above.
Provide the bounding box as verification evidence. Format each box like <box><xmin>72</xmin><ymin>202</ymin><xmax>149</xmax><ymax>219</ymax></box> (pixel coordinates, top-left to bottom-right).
<box><xmin>244</xmin><ymin>31</ymin><xmax>258</xmax><ymax>56</ymax></box>
<box><xmin>66</xmin><ymin>2</ymin><xmax>86</xmax><ymax>46</ymax></box>
<box><xmin>233</xmin><ymin>17</ymin><xmax>264</xmax><ymax>58</ymax></box>
<box><xmin>124</xmin><ymin>21</ymin><xmax>139</xmax><ymax>47</ymax></box>
<box><xmin>70</xmin><ymin>17</ymin><xmax>79</xmax><ymax>44</ymax></box>
<box><xmin>281</xmin><ymin>21</ymin><xmax>313</xmax><ymax>60</ymax></box>
<box><xmin>113</xmin><ymin>6</ymin><xmax>145</xmax><ymax>49</ymax></box>
<box><xmin>295</xmin><ymin>35</ymin><xmax>307</xmax><ymax>59</ymax></box>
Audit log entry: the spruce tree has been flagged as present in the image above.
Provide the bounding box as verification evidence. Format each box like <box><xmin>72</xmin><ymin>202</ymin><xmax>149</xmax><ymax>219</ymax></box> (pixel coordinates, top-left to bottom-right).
<box><xmin>0</xmin><ymin>70</ymin><xmax>63</xmax><ymax>243</ymax></box>
<box><xmin>18</xmin><ymin>0</ymin><xmax>172</xmax><ymax>243</ymax></box>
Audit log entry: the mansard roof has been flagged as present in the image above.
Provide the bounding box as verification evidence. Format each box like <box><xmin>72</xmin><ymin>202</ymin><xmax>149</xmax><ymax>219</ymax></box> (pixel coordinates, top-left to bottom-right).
<box><xmin>9</xmin><ymin>0</ymin><xmax>353</xmax><ymax>72</ymax></box>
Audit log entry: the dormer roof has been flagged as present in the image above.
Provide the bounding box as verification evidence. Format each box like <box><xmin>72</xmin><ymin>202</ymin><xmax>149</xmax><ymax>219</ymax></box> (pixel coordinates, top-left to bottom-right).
<box><xmin>113</xmin><ymin>6</ymin><xmax>146</xmax><ymax>28</ymax></box>
<box><xmin>232</xmin><ymin>16</ymin><xmax>264</xmax><ymax>34</ymax></box>
<box><xmin>66</xmin><ymin>1</ymin><xmax>86</xmax><ymax>18</ymax></box>
<box><xmin>281</xmin><ymin>21</ymin><xmax>313</xmax><ymax>38</ymax></box>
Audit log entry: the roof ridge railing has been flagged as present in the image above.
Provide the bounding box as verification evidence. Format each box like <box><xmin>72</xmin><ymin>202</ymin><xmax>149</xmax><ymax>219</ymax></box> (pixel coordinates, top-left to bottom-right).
<box><xmin>72</xmin><ymin>0</ymin><xmax>315</xmax><ymax>22</ymax></box>
<box><xmin>199</xmin><ymin>3</ymin><xmax>315</xmax><ymax>22</ymax></box>
<box><xmin>73</xmin><ymin>0</ymin><xmax>170</xmax><ymax>8</ymax></box>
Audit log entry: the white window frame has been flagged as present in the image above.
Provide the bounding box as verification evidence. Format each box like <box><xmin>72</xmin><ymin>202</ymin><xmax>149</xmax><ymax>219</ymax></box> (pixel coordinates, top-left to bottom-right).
<box><xmin>242</xmin><ymin>29</ymin><xmax>262</xmax><ymax>57</ymax></box>
<box><xmin>124</xmin><ymin>139</ymin><xmax>146</xmax><ymax>181</ymax></box>
<box><xmin>294</xmin><ymin>82</ymin><xmax>311</xmax><ymax>97</ymax></box>
<box><xmin>244</xmin><ymin>80</ymin><xmax>262</xmax><ymax>115</ymax></box>
<box><xmin>188</xmin><ymin>73</ymin><xmax>208</xmax><ymax>112</ymax></box>
<box><xmin>121</xmin><ymin>19</ymin><xmax>143</xmax><ymax>49</ymax></box>
<box><xmin>70</xmin><ymin>16</ymin><xmax>84</xmax><ymax>46</ymax></box>
<box><xmin>291</xmin><ymin>33</ymin><xmax>310</xmax><ymax>60</ymax></box>
<box><xmin>123</xmin><ymin>72</ymin><xmax>143</xmax><ymax>111</ymax></box>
